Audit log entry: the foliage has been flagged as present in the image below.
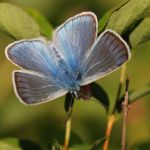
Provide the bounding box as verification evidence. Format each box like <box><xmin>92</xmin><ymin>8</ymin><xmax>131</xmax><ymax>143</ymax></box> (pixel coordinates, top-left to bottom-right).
<box><xmin>0</xmin><ymin>0</ymin><xmax>149</xmax><ymax>149</ymax></box>
<box><xmin>26</xmin><ymin>8</ymin><xmax>53</xmax><ymax>38</ymax></box>
<box><xmin>0</xmin><ymin>3</ymin><xmax>40</xmax><ymax>39</ymax></box>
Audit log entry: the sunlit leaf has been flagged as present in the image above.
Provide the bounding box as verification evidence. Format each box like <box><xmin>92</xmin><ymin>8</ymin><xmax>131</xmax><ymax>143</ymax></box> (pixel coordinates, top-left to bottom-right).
<box><xmin>0</xmin><ymin>139</ymin><xmax>21</xmax><ymax>150</ymax></box>
<box><xmin>129</xmin><ymin>17</ymin><xmax>150</xmax><ymax>47</ymax></box>
<box><xmin>105</xmin><ymin>0</ymin><xmax>150</xmax><ymax>35</ymax></box>
<box><xmin>98</xmin><ymin>10</ymin><xmax>112</xmax><ymax>32</ymax></box>
<box><xmin>91</xmin><ymin>83</ymin><xmax>109</xmax><ymax>112</ymax></box>
<box><xmin>129</xmin><ymin>84</ymin><xmax>150</xmax><ymax>103</ymax></box>
<box><xmin>0</xmin><ymin>3</ymin><xmax>40</xmax><ymax>39</ymax></box>
<box><xmin>26</xmin><ymin>9</ymin><xmax>53</xmax><ymax>38</ymax></box>
<box><xmin>98</xmin><ymin>0</ymin><xmax>129</xmax><ymax>32</ymax></box>
<box><xmin>1</xmin><ymin>138</ymin><xmax>20</xmax><ymax>148</ymax></box>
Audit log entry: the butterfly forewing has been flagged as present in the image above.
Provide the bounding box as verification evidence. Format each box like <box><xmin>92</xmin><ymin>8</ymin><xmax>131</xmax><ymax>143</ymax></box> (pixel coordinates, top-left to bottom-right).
<box><xmin>80</xmin><ymin>30</ymin><xmax>131</xmax><ymax>86</ymax></box>
<box><xmin>53</xmin><ymin>12</ymin><xmax>98</xmax><ymax>72</ymax></box>
<box><xmin>6</xmin><ymin>39</ymin><xmax>62</xmax><ymax>76</ymax></box>
<box><xmin>13</xmin><ymin>71</ymin><xmax>68</xmax><ymax>105</ymax></box>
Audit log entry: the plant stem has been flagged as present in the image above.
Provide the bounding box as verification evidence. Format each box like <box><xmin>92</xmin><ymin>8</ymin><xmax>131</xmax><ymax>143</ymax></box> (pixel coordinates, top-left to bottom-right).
<box><xmin>103</xmin><ymin>115</ymin><xmax>116</xmax><ymax>150</ymax></box>
<box><xmin>112</xmin><ymin>64</ymin><xmax>127</xmax><ymax>114</ymax></box>
<box><xmin>121</xmin><ymin>78</ymin><xmax>129</xmax><ymax>150</ymax></box>
<box><xmin>64</xmin><ymin>108</ymin><xmax>73</xmax><ymax>150</ymax></box>
<box><xmin>103</xmin><ymin>64</ymin><xmax>127</xmax><ymax>150</ymax></box>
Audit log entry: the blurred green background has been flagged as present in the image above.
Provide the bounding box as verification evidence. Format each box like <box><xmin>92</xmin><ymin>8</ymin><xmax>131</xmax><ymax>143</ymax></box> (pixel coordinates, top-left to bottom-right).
<box><xmin>0</xmin><ymin>0</ymin><xmax>150</xmax><ymax>149</ymax></box>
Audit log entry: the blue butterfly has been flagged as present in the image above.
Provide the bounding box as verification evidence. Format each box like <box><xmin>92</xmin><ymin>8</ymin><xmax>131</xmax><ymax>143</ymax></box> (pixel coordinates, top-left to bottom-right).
<box><xmin>5</xmin><ymin>12</ymin><xmax>131</xmax><ymax>105</ymax></box>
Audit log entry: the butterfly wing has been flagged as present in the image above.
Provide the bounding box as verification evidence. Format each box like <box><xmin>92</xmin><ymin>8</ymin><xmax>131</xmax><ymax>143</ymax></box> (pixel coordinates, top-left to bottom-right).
<box><xmin>80</xmin><ymin>29</ymin><xmax>131</xmax><ymax>85</ymax></box>
<box><xmin>6</xmin><ymin>39</ymin><xmax>70</xmax><ymax>85</ymax></box>
<box><xmin>53</xmin><ymin>12</ymin><xmax>98</xmax><ymax>72</ymax></box>
<box><xmin>13</xmin><ymin>70</ymin><xmax>68</xmax><ymax>105</ymax></box>
<box><xmin>6</xmin><ymin>39</ymin><xmax>60</xmax><ymax>76</ymax></box>
<box><xmin>6</xmin><ymin>39</ymin><xmax>71</xmax><ymax>102</ymax></box>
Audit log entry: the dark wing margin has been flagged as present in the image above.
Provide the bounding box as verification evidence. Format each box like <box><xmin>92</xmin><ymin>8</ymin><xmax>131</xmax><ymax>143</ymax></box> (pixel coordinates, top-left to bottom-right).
<box><xmin>80</xmin><ymin>29</ymin><xmax>131</xmax><ymax>85</ymax></box>
<box><xmin>13</xmin><ymin>70</ymin><xmax>68</xmax><ymax>105</ymax></box>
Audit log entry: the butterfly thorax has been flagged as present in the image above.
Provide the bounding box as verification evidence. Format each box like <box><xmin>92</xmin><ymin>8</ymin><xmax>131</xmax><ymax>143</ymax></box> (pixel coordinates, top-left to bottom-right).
<box><xmin>66</xmin><ymin>71</ymin><xmax>80</xmax><ymax>91</ymax></box>
<box><xmin>61</xmin><ymin>68</ymin><xmax>81</xmax><ymax>93</ymax></box>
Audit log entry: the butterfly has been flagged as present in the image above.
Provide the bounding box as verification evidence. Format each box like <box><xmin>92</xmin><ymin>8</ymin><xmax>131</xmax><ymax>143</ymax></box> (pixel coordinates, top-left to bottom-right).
<box><xmin>5</xmin><ymin>12</ymin><xmax>131</xmax><ymax>105</ymax></box>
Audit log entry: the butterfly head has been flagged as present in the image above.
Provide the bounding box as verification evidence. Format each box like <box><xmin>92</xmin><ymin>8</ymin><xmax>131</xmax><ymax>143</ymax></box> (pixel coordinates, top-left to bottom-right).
<box><xmin>69</xmin><ymin>86</ymin><xmax>80</xmax><ymax>99</ymax></box>
<box><xmin>70</xmin><ymin>90</ymin><xmax>79</xmax><ymax>99</ymax></box>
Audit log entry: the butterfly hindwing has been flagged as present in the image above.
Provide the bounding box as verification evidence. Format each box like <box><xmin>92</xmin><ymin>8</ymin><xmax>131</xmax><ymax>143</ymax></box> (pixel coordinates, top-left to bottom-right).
<box><xmin>13</xmin><ymin>71</ymin><xmax>68</xmax><ymax>105</ymax></box>
<box><xmin>80</xmin><ymin>29</ymin><xmax>131</xmax><ymax>85</ymax></box>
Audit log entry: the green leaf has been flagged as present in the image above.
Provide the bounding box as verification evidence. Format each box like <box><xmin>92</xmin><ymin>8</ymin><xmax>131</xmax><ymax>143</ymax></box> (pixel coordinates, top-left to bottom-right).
<box><xmin>129</xmin><ymin>84</ymin><xmax>150</xmax><ymax>103</ymax></box>
<box><xmin>129</xmin><ymin>17</ymin><xmax>150</xmax><ymax>47</ymax></box>
<box><xmin>0</xmin><ymin>139</ymin><xmax>21</xmax><ymax>150</ymax></box>
<box><xmin>98</xmin><ymin>0</ymin><xmax>129</xmax><ymax>32</ymax></box>
<box><xmin>98</xmin><ymin>10</ymin><xmax>113</xmax><ymax>32</ymax></box>
<box><xmin>1</xmin><ymin>138</ymin><xmax>20</xmax><ymax>148</ymax></box>
<box><xmin>0</xmin><ymin>142</ymin><xmax>21</xmax><ymax>150</ymax></box>
<box><xmin>91</xmin><ymin>83</ymin><xmax>109</xmax><ymax>113</ymax></box>
<box><xmin>105</xmin><ymin>0</ymin><xmax>150</xmax><ymax>35</ymax></box>
<box><xmin>26</xmin><ymin>9</ymin><xmax>53</xmax><ymax>38</ymax></box>
<box><xmin>0</xmin><ymin>3</ymin><xmax>40</xmax><ymax>39</ymax></box>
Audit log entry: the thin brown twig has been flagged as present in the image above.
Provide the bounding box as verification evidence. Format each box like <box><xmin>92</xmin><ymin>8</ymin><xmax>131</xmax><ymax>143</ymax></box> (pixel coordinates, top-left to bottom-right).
<box><xmin>112</xmin><ymin>64</ymin><xmax>127</xmax><ymax>114</ymax></box>
<box><xmin>121</xmin><ymin>78</ymin><xmax>129</xmax><ymax>150</ymax></box>
<box><xmin>103</xmin><ymin>65</ymin><xmax>127</xmax><ymax>150</ymax></box>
